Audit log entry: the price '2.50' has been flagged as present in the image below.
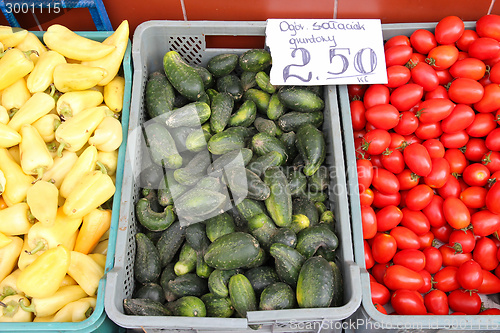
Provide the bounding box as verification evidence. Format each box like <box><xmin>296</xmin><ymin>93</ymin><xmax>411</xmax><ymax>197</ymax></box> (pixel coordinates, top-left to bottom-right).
<box><xmin>283</xmin><ymin>47</ymin><xmax>378</xmax><ymax>83</ymax></box>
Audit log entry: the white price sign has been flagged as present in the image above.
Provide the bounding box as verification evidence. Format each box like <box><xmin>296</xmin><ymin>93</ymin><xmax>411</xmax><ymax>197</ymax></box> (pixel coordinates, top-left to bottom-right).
<box><xmin>266</xmin><ymin>19</ymin><xmax>388</xmax><ymax>85</ymax></box>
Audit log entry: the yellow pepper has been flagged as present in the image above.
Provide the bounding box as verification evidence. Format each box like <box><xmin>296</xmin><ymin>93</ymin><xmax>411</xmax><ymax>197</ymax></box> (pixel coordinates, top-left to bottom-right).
<box><xmin>8</xmin><ymin>92</ymin><xmax>56</xmax><ymax>132</ymax></box>
<box><xmin>16</xmin><ymin>245</ymin><xmax>71</xmax><ymax>298</ymax></box>
<box><xmin>0</xmin><ymin>105</ymin><xmax>9</xmax><ymax>124</ymax></box>
<box><xmin>0</xmin><ymin>41</ymin><xmax>2</xmax><ymax>53</ymax></box>
<box><xmin>88</xmin><ymin>253</ymin><xmax>106</xmax><ymax>269</ymax></box>
<box><xmin>91</xmin><ymin>239</ymin><xmax>108</xmax><ymax>255</ymax></box>
<box><xmin>1</xmin><ymin>77</ymin><xmax>30</xmax><ymax>111</ymax></box>
<box><xmin>19</xmin><ymin>284</ymin><xmax>86</xmax><ymax>317</ymax></box>
<box><xmin>0</xmin><ymin>202</ymin><xmax>35</xmax><ymax>236</ymax></box>
<box><xmin>56</xmin><ymin>90</ymin><xmax>103</xmax><ymax>119</ymax></box>
<box><xmin>43</xmin><ymin>24</ymin><xmax>115</xmax><ymax>61</ymax></box>
<box><xmin>74</xmin><ymin>208</ymin><xmax>111</xmax><ymax>255</ymax></box>
<box><xmin>103</xmin><ymin>75</ymin><xmax>125</xmax><ymax>112</ymax></box>
<box><xmin>53</xmin><ymin>63</ymin><xmax>107</xmax><ymax>93</ymax></box>
<box><xmin>0</xmin><ymin>123</ymin><xmax>21</xmax><ymax>148</ymax></box>
<box><xmin>31</xmin><ymin>114</ymin><xmax>61</xmax><ymax>143</ymax></box>
<box><xmin>27</xmin><ymin>50</ymin><xmax>66</xmax><ymax>94</ymax></box>
<box><xmin>0</xmin><ymin>26</ymin><xmax>28</xmax><ymax>48</ymax></box>
<box><xmin>34</xmin><ymin>296</ymin><xmax>96</xmax><ymax>322</ymax></box>
<box><xmin>15</xmin><ymin>32</ymin><xmax>47</xmax><ymax>64</ymax></box>
<box><xmin>26</xmin><ymin>180</ymin><xmax>58</xmax><ymax>226</ymax></box>
<box><xmin>26</xmin><ymin>207</ymin><xmax>82</xmax><ymax>256</ymax></box>
<box><xmin>0</xmin><ymin>48</ymin><xmax>35</xmax><ymax>91</ymax></box>
<box><xmin>20</xmin><ymin>124</ymin><xmax>54</xmax><ymax>180</ymax></box>
<box><xmin>82</xmin><ymin>20</ymin><xmax>129</xmax><ymax>85</ymax></box>
<box><xmin>0</xmin><ymin>197</ymin><xmax>7</xmax><ymax>209</ymax></box>
<box><xmin>0</xmin><ymin>148</ymin><xmax>35</xmax><ymax>206</ymax></box>
<box><xmin>0</xmin><ymin>269</ymin><xmax>23</xmax><ymax>300</ymax></box>
<box><xmin>0</xmin><ymin>295</ymin><xmax>33</xmax><ymax>322</ymax></box>
<box><xmin>88</xmin><ymin>116</ymin><xmax>122</xmax><ymax>152</ymax></box>
<box><xmin>0</xmin><ymin>231</ymin><xmax>11</xmax><ymax>249</ymax></box>
<box><xmin>0</xmin><ymin>170</ymin><xmax>4</xmax><ymax>196</ymax></box>
<box><xmin>67</xmin><ymin>251</ymin><xmax>104</xmax><ymax>296</ymax></box>
<box><xmin>41</xmin><ymin>151</ymin><xmax>78</xmax><ymax>188</ymax></box>
<box><xmin>55</xmin><ymin>106</ymin><xmax>106</xmax><ymax>155</ymax></box>
<box><xmin>60</xmin><ymin>145</ymin><xmax>98</xmax><ymax>199</ymax></box>
<box><xmin>60</xmin><ymin>275</ymin><xmax>77</xmax><ymax>287</ymax></box>
<box><xmin>63</xmin><ymin>165</ymin><xmax>115</xmax><ymax>219</ymax></box>
<box><xmin>7</xmin><ymin>145</ymin><xmax>20</xmax><ymax>164</ymax></box>
<box><xmin>0</xmin><ymin>236</ymin><xmax>23</xmax><ymax>282</ymax></box>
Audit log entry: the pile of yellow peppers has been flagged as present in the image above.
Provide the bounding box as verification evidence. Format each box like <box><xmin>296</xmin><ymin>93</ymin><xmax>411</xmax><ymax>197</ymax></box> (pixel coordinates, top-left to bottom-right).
<box><xmin>0</xmin><ymin>20</ymin><xmax>128</xmax><ymax>323</ymax></box>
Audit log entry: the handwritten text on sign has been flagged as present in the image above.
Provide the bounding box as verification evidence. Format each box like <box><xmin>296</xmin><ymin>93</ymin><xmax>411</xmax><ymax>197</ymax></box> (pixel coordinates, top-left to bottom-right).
<box><xmin>266</xmin><ymin>19</ymin><xmax>388</xmax><ymax>85</ymax></box>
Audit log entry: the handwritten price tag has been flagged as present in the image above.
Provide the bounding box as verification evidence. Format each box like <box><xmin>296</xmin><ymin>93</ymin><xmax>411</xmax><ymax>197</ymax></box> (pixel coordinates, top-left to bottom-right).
<box><xmin>266</xmin><ymin>19</ymin><xmax>388</xmax><ymax>85</ymax></box>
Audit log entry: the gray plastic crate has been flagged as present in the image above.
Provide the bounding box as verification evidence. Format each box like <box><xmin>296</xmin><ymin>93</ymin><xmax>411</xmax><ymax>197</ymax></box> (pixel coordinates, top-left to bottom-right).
<box><xmin>105</xmin><ymin>20</ymin><xmax>361</xmax><ymax>332</ymax></box>
<box><xmin>339</xmin><ymin>21</ymin><xmax>500</xmax><ymax>333</ymax></box>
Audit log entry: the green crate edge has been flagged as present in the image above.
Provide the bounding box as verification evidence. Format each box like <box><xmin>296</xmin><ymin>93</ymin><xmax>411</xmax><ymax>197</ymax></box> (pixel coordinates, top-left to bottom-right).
<box><xmin>0</xmin><ymin>31</ymin><xmax>131</xmax><ymax>333</ymax></box>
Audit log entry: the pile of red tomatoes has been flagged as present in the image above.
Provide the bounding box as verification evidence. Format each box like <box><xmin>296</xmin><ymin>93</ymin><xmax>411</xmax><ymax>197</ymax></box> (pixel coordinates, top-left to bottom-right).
<box><xmin>351</xmin><ymin>14</ymin><xmax>500</xmax><ymax>315</ymax></box>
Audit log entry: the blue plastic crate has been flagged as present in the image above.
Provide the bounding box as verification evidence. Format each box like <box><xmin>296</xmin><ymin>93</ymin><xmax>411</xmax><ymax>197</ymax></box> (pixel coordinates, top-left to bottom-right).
<box><xmin>1</xmin><ymin>0</ymin><xmax>112</xmax><ymax>31</ymax></box>
<box><xmin>0</xmin><ymin>31</ymin><xmax>131</xmax><ymax>333</ymax></box>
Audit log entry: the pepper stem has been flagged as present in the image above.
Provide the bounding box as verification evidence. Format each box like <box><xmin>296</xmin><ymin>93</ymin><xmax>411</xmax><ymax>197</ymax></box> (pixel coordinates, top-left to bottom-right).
<box><xmin>56</xmin><ymin>142</ymin><xmax>66</xmax><ymax>157</ymax></box>
<box><xmin>85</xmin><ymin>307</ymin><xmax>94</xmax><ymax>318</ymax></box>
<box><xmin>0</xmin><ymin>301</ymin><xmax>5</xmax><ymax>308</ymax></box>
<box><xmin>23</xmin><ymin>50</ymin><xmax>39</xmax><ymax>58</ymax></box>
<box><xmin>26</xmin><ymin>240</ymin><xmax>46</xmax><ymax>255</ymax></box>
<box><xmin>8</xmin><ymin>108</ymin><xmax>18</xmax><ymax>119</ymax></box>
<box><xmin>27</xmin><ymin>209</ymin><xmax>37</xmax><ymax>224</ymax></box>
<box><xmin>0</xmin><ymin>287</ymin><xmax>16</xmax><ymax>301</ymax></box>
<box><xmin>96</xmin><ymin>161</ymin><xmax>108</xmax><ymax>175</ymax></box>
<box><xmin>18</xmin><ymin>298</ymin><xmax>35</xmax><ymax>313</ymax></box>
<box><xmin>32</xmin><ymin>167</ymin><xmax>45</xmax><ymax>182</ymax></box>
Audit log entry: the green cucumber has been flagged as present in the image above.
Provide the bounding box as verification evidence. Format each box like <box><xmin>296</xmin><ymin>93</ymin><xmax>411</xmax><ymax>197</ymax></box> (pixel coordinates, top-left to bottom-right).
<box><xmin>168</xmin><ymin>273</ymin><xmax>208</xmax><ymax>298</ymax></box>
<box><xmin>254</xmin><ymin>117</ymin><xmax>280</xmax><ymax>136</ymax></box>
<box><xmin>201</xmin><ymin>293</ymin><xmax>234</xmax><ymax>318</ymax></box>
<box><xmin>163</xmin><ymin>50</ymin><xmax>205</xmax><ymax>101</ymax></box>
<box><xmin>239</xmin><ymin>49</ymin><xmax>272</xmax><ymax>72</ymax></box>
<box><xmin>255</xmin><ymin>71</ymin><xmax>276</xmax><ymax>94</ymax></box>
<box><xmin>277</xmin><ymin>111</ymin><xmax>324</xmax><ymax>132</ymax></box>
<box><xmin>136</xmin><ymin>198</ymin><xmax>175</xmax><ymax>232</ymax></box>
<box><xmin>293</xmin><ymin>197</ymin><xmax>319</xmax><ymax>227</ymax></box>
<box><xmin>208</xmin><ymin>269</ymin><xmax>239</xmax><ymax>298</ymax></box>
<box><xmin>246</xmin><ymin>151</ymin><xmax>283</xmax><ymax>177</ymax></box>
<box><xmin>306</xmin><ymin>190</ymin><xmax>327</xmax><ymax>202</ymax></box>
<box><xmin>235</xmin><ymin>198</ymin><xmax>267</xmax><ymax>222</ymax></box>
<box><xmin>196</xmin><ymin>252</ymin><xmax>214</xmax><ymax>278</ymax></box>
<box><xmin>173</xmin><ymin>150</ymin><xmax>212</xmax><ymax>186</ymax></box>
<box><xmin>244</xmin><ymin>266</ymin><xmax>280</xmax><ymax>296</ymax></box>
<box><xmin>296</xmin><ymin>224</ymin><xmax>339</xmax><ymax>259</ymax></box>
<box><xmin>134</xmin><ymin>233</ymin><xmax>161</xmax><ymax>284</ymax></box>
<box><xmin>208</xmin><ymin>148</ymin><xmax>253</xmax><ymax>177</ymax></box>
<box><xmin>165</xmin><ymin>102</ymin><xmax>211</xmax><ymax>128</ymax></box>
<box><xmin>196</xmin><ymin>176</ymin><xmax>222</xmax><ymax>192</ymax></box>
<box><xmin>316</xmin><ymin>247</ymin><xmax>336</xmax><ymax>262</ymax></box>
<box><xmin>160</xmin><ymin>263</ymin><xmax>178</xmax><ymax>302</ymax></box>
<box><xmin>269</xmin><ymin>243</ymin><xmax>305</xmax><ymax>287</ymax></box>
<box><xmin>144</xmin><ymin>123</ymin><xmax>182</xmax><ymax>169</ymax></box>
<box><xmin>224</xmin><ymin>126</ymin><xmax>258</xmax><ymax>142</ymax></box>
<box><xmin>208</xmin><ymin>130</ymin><xmax>246</xmax><ymax>155</ymax></box>
<box><xmin>290</xmin><ymin>214</ymin><xmax>310</xmax><ymax>233</ymax></box>
<box><xmin>277</xmin><ymin>86</ymin><xmax>325</xmax><ymax>113</ymax></box>
<box><xmin>259</xmin><ymin>282</ymin><xmax>295</xmax><ymax>310</ymax></box>
<box><xmin>157</xmin><ymin>221</ymin><xmax>186</xmax><ymax>267</ymax></box>
<box><xmin>270</xmin><ymin>228</ymin><xmax>297</xmax><ymax>248</ymax></box>
<box><xmin>228</xmin><ymin>100</ymin><xmax>257</xmax><ymax>128</ymax></box>
<box><xmin>204</xmin><ymin>232</ymin><xmax>260</xmax><ymax>270</ymax></box>
<box><xmin>267</xmin><ymin>93</ymin><xmax>286</xmax><ymax>120</ymax></box>
<box><xmin>296</xmin><ymin>256</ymin><xmax>334</xmax><ymax>308</ymax></box>
<box><xmin>264</xmin><ymin>167</ymin><xmax>292</xmax><ymax>228</ymax></box>
<box><xmin>243</xmin><ymin>247</ymin><xmax>267</xmax><ymax>269</ymax></box>
<box><xmin>139</xmin><ymin>164</ymin><xmax>163</xmax><ymax>190</ymax></box>
<box><xmin>244</xmin><ymin>88</ymin><xmax>270</xmax><ymax>114</ymax></box>
<box><xmin>217</xmin><ymin>74</ymin><xmax>244</xmax><ymax>101</ymax></box>
<box><xmin>329</xmin><ymin>261</ymin><xmax>344</xmax><ymax>307</ymax></box>
<box><xmin>185</xmin><ymin>128</ymin><xmax>212</xmax><ymax>153</ymax></box>
<box><xmin>280</xmin><ymin>131</ymin><xmax>298</xmax><ymax>161</ymax></box>
<box><xmin>185</xmin><ymin>222</ymin><xmax>210</xmax><ymax>253</ymax></box>
<box><xmin>158</xmin><ymin>171</ymin><xmax>189</xmax><ymax>206</ymax></box>
<box><xmin>320</xmin><ymin>210</ymin><xmax>335</xmax><ymax>228</ymax></box>
<box><xmin>211</xmin><ymin>92</ymin><xmax>234</xmax><ymax>133</ymax></box>
<box><xmin>145</xmin><ymin>71</ymin><xmax>175</xmax><ymax>120</ymax></box>
<box><xmin>170</xmin><ymin>126</ymin><xmax>197</xmax><ymax>152</ymax></box>
<box><xmin>173</xmin><ymin>93</ymin><xmax>189</xmax><ymax>108</ymax></box>
<box><xmin>225</xmin><ymin>167</ymin><xmax>270</xmax><ymax>201</ymax></box>
<box><xmin>240</xmin><ymin>71</ymin><xmax>257</xmax><ymax>91</ymax></box>
<box><xmin>247</xmin><ymin>213</ymin><xmax>278</xmax><ymax>250</ymax></box>
<box><xmin>207</xmin><ymin>53</ymin><xmax>239</xmax><ymax>77</ymax></box>
<box><xmin>133</xmin><ymin>283</ymin><xmax>166</xmax><ymax>304</ymax></box>
<box><xmin>287</xmin><ymin>168</ymin><xmax>308</xmax><ymax>197</ymax></box>
<box><xmin>251</xmin><ymin>132</ymin><xmax>287</xmax><ymax>164</ymax></box>
<box><xmin>315</xmin><ymin>202</ymin><xmax>328</xmax><ymax>216</ymax></box>
<box><xmin>296</xmin><ymin>123</ymin><xmax>326</xmax><ymax>176</ymax></box>
<box><xmin>206</xmin><ymin>88</ymin><xmax>218</xmax><ymax>104</ymax></box>
<box><xmin>228</xmin><ymin>274</ymin><xmax>257</xmax><ymax>317</ymax></box>
<box><xmin>205</xmin><ymin>213</ymin><xmax>236</xmax><ymax>242</ymax></box>
<box><xmin>175</xmin><ymin>188</ymin><xmax>228</xmax><ymax>218</ymax></box>
<box><xmin>123</xmin><ymin>298</ymin><xmax>171</xmax><ymax>316</ymax></box>
<box><xmin>169</xmin><ymin>296</ymin><xmax>206</xmax><ymax>317</ymax></box>
<box><xmin>308</xmin><ymin>165</ymin><xmax>330</xmax><ymax>192</ymax></box>
<box><xmin>193</xmin><ymin>65</ymin><xmax>214</xmax><ymax>89</ymax></box>
<box><xmin>174</xmin><ymin>242</ymin><xmax>198</xmax><ymax>276</ymax></box>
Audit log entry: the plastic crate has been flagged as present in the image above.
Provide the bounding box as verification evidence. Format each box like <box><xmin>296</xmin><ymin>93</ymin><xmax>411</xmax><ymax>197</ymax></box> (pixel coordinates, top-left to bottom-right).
<box><xmin>1</xmin><ymin>0</ymin><xmax>113</xmax><ymax>31</ymax></box>
<box><xmin>0</xmin><ymin>31</ymin><xmax>131</xmax><ymax>333</ymax></box>
<box><xmin>105</xmin><ymin>20</ymin><xmax>361</xmax><ymax>332</ymax></box>
<box><xmin>338</xmin><ymin>21</ymin><xmax>500</xmax><ymax>333</ymax></box>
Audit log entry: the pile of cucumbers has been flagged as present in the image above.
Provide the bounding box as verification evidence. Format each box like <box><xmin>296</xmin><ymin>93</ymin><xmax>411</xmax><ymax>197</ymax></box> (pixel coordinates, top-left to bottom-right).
<box><xmin>124</xmin><ymin>49</ymin><xmax>343</xmax><ymax>320</ymax></box>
